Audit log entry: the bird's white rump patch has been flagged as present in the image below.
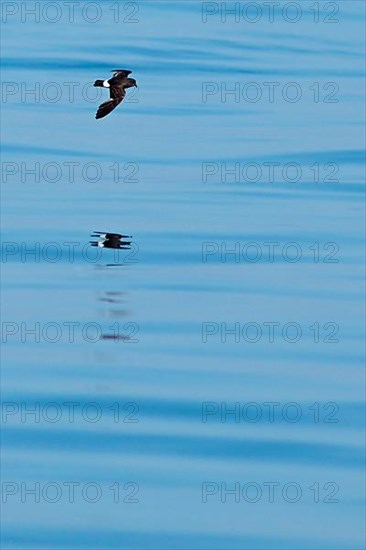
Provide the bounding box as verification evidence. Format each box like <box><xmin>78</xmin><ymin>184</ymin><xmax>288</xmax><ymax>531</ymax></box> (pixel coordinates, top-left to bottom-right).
<box><xmin>102</xmin><ymin>80</ymin><xmax>110</xmax><ymax>88</ymax></box>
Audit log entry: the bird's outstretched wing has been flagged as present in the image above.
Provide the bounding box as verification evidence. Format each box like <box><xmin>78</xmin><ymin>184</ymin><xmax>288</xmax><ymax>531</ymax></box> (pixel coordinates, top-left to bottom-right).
<box><xmin>95</xmin><ymin>85</ymin><xmax>125</xmax><ymax>119</ymax></box>
<box><xmin>111</xmin><ymin>69</ymin><xmax>132</xmax><ymax>78</ymax></box>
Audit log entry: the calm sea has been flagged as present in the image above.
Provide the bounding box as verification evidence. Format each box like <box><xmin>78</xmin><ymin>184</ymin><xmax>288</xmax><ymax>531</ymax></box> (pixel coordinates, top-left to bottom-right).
<box><xmin>1</xmin><ymin>1</ymin><xmax>365</xmax><ymax>548</ymax></box>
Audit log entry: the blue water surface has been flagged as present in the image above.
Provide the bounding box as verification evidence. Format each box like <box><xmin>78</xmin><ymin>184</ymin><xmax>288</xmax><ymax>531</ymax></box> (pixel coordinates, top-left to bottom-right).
<box><xmin>1</xmin><ymin>1</ymin><xmax>365</xmax><ymax>548</ymax></box>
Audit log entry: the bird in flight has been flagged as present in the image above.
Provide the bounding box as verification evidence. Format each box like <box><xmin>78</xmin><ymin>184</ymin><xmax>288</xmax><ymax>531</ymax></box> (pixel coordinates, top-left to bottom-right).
<box><xmin>93</xmin><ymin>69</ymin><xmax>137</xmax><ymax>119</ymax></box>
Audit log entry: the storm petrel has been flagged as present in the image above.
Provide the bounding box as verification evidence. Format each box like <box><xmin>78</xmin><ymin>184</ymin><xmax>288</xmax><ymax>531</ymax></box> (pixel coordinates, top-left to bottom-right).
<box><xmin>90</xmin><ymin>232</ymin><xmax>132</xmax><ymax>249</ymax></box>
<box><xmin>93</xmin><ymin>70</ymin><xmax>137</xmax><ymax>119</ymax></box>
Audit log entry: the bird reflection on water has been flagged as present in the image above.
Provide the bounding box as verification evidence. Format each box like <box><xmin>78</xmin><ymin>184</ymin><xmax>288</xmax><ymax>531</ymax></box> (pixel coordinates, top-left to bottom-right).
<box><xmin>90</xmin><ymin>231</ymin><xmax>132</xmax><ymax>249</ymax></box>
<box><xmin>89</xmin><ymin>231</ymin><xmax>136</xmax><ymax>341</ymax></box>
<box><xmin>90</xmin><ymin>231</ymin><xmax>133</xmax><ymax>267</ymax></box>
<box><xmin>96</xmin><ymin>291</ymin><xmax>135</xmax><ymax>342</ymax></box>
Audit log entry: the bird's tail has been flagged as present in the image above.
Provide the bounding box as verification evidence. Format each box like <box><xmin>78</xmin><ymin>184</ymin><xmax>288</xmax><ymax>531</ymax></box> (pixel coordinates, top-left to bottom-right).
<box><xmin>94</xmin><ymin>80</ymin><xmax>104</xmax><ymax>87</ymax></box>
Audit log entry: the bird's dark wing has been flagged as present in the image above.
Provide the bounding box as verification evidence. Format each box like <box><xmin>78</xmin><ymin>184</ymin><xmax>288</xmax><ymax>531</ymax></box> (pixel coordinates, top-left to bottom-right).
<box><xmin>111</xmin><ymin>70</ymin><xmax>132</xmax><ymax>78</ymax></box>
<box><xmin>95</xmin><ymin>85</ymin><xmax>125</xmax><ymax>119</ymax></box>
<box><xmin>110</xmin><ymin>84</ymin><xmax>126</xmax><ymax>101</ymax></box>
<box><xmin>95</xmin><ymin>98</ymin><xmax>122</xmax><ymax>119</ymax></box>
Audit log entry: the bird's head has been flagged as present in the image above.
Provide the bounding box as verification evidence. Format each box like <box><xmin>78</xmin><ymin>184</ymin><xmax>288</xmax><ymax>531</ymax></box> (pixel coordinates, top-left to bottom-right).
<box><xmin>125</xmin><ymin>78</ymin><xmax>137</xmax><ymax>89</ymax></box>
